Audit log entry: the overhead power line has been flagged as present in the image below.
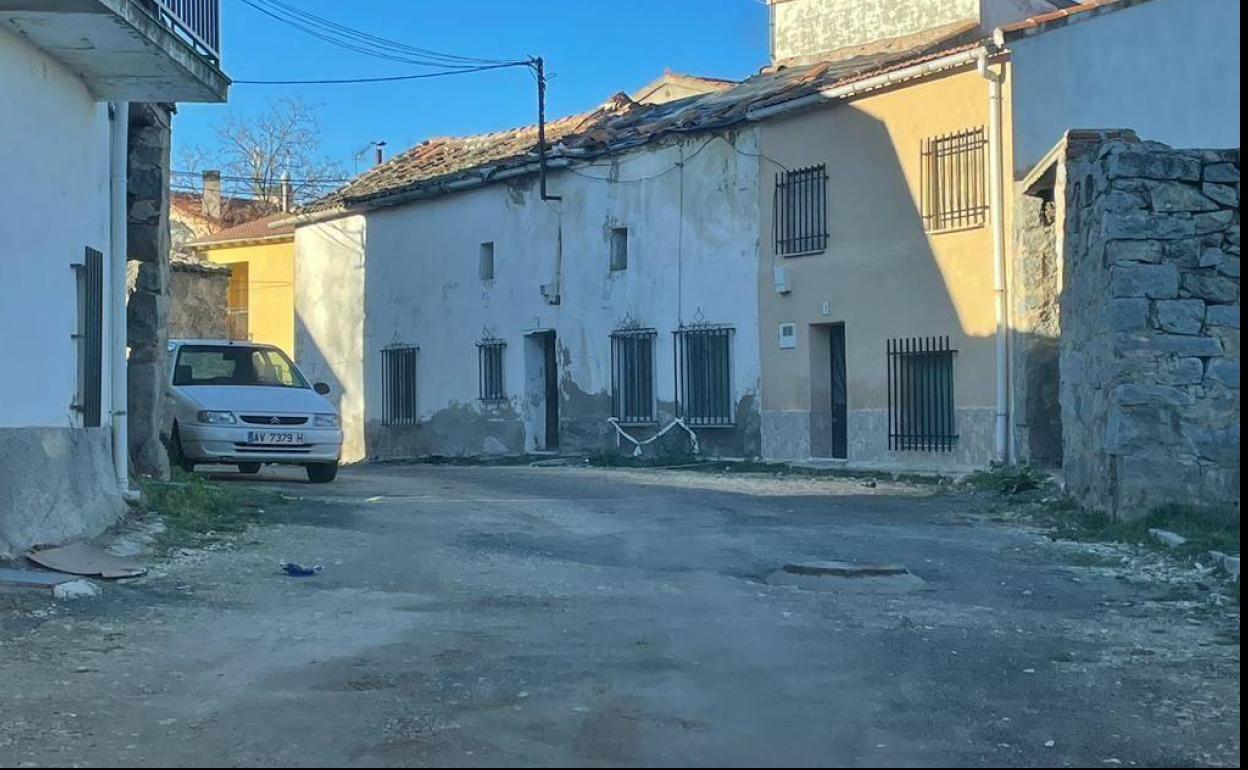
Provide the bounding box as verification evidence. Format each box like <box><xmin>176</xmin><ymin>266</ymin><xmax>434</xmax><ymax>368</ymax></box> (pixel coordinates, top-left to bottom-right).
<box><xmin>233</xmin><ymin>61</ymin><xmax>531</xmax><ymax>86</ymax></box>
<box><xmin>234</xmin><ymin>0</ymin><xmax>525</xmax><ymax>73</ymax></box>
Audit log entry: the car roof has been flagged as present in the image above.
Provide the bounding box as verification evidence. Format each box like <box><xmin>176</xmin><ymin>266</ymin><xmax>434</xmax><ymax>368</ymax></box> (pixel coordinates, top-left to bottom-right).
<box><xmin>169</xmin><ymin>339</ymin><xmax>280</xmax><ymax>349</ymax></box>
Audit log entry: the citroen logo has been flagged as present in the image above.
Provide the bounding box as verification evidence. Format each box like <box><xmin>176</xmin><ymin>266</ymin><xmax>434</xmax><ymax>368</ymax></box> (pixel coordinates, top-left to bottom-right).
<box><xmin>270</xmin><ymin>417</ymin><xmax>281</xmax><ymax>425</ymax></box>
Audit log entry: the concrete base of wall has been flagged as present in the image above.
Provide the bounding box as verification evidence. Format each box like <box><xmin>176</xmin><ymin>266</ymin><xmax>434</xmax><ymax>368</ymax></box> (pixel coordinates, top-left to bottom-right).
<box><xmin>0</xmin><ymin>427</ymin><xmax>125</xmax><ymax>559</ymax></box>
<box><xmin>762</xmin><ymin>406</ymin><xmax>996</xmax><ymax>472</ymax></box>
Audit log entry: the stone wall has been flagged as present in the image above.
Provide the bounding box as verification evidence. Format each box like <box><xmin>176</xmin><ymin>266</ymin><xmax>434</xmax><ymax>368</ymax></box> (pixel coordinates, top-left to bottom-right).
<box><xmin>1012</xmin><ymin>189</ymin><xmax>1064</xmax><ymax>467</ymax></box>
<box><xmin>169</xmin><ymin>256</ymin><xmax>229</xmax><ymax>339</ymax></box>
<box><xmin>126</xmin><ymin>103</ymin><xmax>173</xmax><ymax>480</ymax></box>
<box><xmin>1056</xmin><ymin>135</ymin><xmax>1239</xmax><ymax>518</ymax></box>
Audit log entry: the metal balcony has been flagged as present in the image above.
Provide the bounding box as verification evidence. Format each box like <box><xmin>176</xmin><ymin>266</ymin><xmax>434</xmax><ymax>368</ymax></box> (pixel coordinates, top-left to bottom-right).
<box><xmin>152</xmin><ymin>0</ymin><xmax>220</xmax><ymax>62</ymax></box>
<box><xmin>0</xmin><ymin>0</ymin><xmax>229</xmax><ymax>103</ymax></box>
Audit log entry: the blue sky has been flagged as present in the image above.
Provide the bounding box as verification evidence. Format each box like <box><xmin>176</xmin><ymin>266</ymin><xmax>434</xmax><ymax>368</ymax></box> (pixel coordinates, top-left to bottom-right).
<box><xmin>176</xmin><ymin>0</ymin><xmax>770</xmax><ymax>175</ymax></box>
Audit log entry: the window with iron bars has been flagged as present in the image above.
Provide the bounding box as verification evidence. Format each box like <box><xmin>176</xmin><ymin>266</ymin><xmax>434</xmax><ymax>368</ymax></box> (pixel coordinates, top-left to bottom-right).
<box><xmin>478</xmin><ymin>339</ymin><xmax>506</xmax><ymax>401</ymax></box>
<box><xmin>381</xmin><ymin>345</ymin><xmax>419</xmax><ymax>425</ymax></box>
<box><xmin>674</xmin><ymin>325</ymin><xmax>734</xmax><ymax>427</ymax></box>
<box><xmin>921</xmin><ymin>127</ymin><xmax>989</xmax><ymax>232</ymax></box>
<box><xmin>887</xmin><ymin>336</ymin><xmax>958</xmax><ymax>452</ymax></box>
<box><xmin>611</xmin><ymin>328</ymin><xmax>656</xmax><ymax>424</ymax></box>
<box><xmin>73</xmin><ymin>247</ymin><xmax>104</xmax><ymax>428</ymax></box>
<box><xmin>774</xmin><ymin>164</ymin><xmax>829</xmax><ymax>256</ymax></box>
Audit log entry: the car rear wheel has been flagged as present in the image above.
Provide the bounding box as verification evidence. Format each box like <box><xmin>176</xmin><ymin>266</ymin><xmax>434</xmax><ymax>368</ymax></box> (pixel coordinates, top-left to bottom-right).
<box><xmin>238</xmin><ymin>462</ymin><xmax>262</xmax><ymax>474</ymax></box>
<box><xmin>305</xmin><ymin>462</ymin><xmax>339</xmax><ymax>484</ymax></box>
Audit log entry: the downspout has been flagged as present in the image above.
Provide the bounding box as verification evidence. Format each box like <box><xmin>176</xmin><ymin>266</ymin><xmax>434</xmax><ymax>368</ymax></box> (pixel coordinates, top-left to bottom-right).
<box><xmin>109</xmin><ymin>102</ymin><xmax>137</xmax><ymax>500</ymax></box>
<box><xmin>977</xmin><ymin>50</ymin><xmax>1011</xmax><ymax>466</ymax></box>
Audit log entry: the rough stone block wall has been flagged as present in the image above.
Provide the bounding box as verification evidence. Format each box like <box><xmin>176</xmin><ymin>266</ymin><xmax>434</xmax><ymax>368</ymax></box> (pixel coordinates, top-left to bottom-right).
<box><xmin>1059</xmin><ymin>136</ymin><xmax>1239</xmax><ymax>518</ymax></box>
<box><xmin>168</xmin><ymin>260</ymin><xmax>230</xmax><ymax>340</ymax></box>
<box><xmin>771</xmin><ymin>0</ymin><xmax>978</xmax><ymax>64</ymax></box>
<box><xmin>1012</xmin><ymin>190</ymin><xmax>1064</xmax><ymax>467</ymax></box>
<box><xmin>126</xmin><ymin>103</ymin><xmax>174</xmax><ymax>480</ymax></box>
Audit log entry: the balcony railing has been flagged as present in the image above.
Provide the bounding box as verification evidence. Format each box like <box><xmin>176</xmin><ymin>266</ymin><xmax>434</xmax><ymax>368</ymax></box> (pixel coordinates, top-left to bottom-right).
<box><xmin>152</xmin><ymin>0</ymin><xmax>221</xmax><ymax>63</ymax></box>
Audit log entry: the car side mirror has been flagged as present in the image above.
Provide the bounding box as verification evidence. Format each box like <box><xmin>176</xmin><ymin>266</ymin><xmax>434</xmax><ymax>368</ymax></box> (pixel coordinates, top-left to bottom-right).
<box><xmin>314</xmin><ymin>382</ymin><xmax>331</xmax><ymax>396</ymax></box>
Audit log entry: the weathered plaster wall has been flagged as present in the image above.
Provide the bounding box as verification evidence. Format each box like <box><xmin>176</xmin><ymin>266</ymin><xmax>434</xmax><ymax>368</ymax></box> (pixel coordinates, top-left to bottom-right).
<box><xmin>1009</xmin><ymin>0</ymin><xmax>1241</xmax><ymax>177</ymax></box>
<box><xmin>346</xmin><ymin>132</ymin><xmax>763</xmax><ymax>460</ymax></box>
<box><xmin>0</xmin><ymin>428</ymin><xmax>124</xmax><ymax>558</ymax></box>
<box><xmin>756</xmin><ymin>66</ymin><xmax>1010</xmax><ymax>471</ymax></box>
<box><xmin>168</xmin><ymin>259</ymin><xmax>229</xmax><ymax>340</ymax></box>
<box><xmin>200</xmin><ymin>240</ymin><xmax>297</xmax><ymax>354</ymax></box>
<box><xmin>294</xmin><ymin>216</ymin><xmax>368</xmax><ymax>463</ymax></box>
<box><xmin>0</xmin><ymin>26</ymin><xmax>113</xmax><ymax>429</ymax></box>
<box><xmin>1057</xmin><ymin>137</ymin><xmax>1239</xmax><ymax>518</ymax></box>
<box><xmin>769</xmin><ymin>0</ymin><xmax>1055</xmax><ymax>64</ymax></box>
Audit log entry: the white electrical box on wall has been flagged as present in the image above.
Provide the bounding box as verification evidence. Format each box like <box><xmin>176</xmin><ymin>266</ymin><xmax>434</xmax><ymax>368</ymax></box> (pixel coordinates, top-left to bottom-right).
<box><xmin>820</xmin><ymin>301</ymin><xmax>832</xmax><ymax>317</ymax></box>
<box><xmin>773</xmin><ymin>266</ymin><xmax>791</xmax><ymax>294</ymax></box>
<box><xmin>779</xmin><ymin>323</ymin><xmax>798</xmax><ymax>349</ymax></box>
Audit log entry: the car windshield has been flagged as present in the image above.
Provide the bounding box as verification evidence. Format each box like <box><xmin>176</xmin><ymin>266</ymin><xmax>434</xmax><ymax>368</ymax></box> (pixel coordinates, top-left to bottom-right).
<box><xmin>173</xmin><ymin>345</ymin><xmax>309</xmax><ymax>389</ymax></box>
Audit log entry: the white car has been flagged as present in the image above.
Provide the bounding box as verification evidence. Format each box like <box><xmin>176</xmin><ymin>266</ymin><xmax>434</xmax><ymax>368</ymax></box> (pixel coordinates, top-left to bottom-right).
<box><xmin>163</xmin><ymin>340</ymin><xmax>344</xmax><ymax>483</ymax></box>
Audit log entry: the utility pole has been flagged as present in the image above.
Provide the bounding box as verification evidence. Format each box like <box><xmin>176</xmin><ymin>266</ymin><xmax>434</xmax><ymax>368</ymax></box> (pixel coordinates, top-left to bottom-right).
<box><xmin>535</xmin><ymin>57</ymin><xmax>561</xmax><ymax>202</ymax></box>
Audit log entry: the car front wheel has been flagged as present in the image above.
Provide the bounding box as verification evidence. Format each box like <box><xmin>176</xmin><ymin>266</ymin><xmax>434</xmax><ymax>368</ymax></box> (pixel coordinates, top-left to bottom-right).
<box><xmin>305</xmin><ymin>462</ymin><xmax>339</xmax><ymax>484</ymax></box>
<box><xmin>168</xmin><ymin>424</ymin><xmax>196</xmax><ymax>474</ymax></box>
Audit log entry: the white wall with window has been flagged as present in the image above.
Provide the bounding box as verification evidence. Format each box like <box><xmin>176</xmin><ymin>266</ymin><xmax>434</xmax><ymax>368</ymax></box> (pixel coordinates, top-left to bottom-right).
<box><xmin>301</xmin><ymin>132</ymin><xmax>763</xmax><ymax>460</ymax></box>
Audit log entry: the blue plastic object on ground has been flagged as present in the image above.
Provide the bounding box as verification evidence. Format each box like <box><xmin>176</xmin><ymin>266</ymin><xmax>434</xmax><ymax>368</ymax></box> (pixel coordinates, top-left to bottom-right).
<box><xmin>280</xmin><ymin>562</ymin><xmax>323</xmax><ymax>577</ymax></box>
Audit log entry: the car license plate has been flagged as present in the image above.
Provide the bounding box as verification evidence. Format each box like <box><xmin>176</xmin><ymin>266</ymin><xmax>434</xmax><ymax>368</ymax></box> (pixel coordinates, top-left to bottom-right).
<box><xmin>246</xmin><ymin>431</ymin><xmax>304</xmax><ymax>446</ymax></box>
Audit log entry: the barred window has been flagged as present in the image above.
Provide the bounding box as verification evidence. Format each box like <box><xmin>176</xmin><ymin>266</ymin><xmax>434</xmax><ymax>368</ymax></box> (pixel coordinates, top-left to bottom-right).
<box><xmin>382</xmin><ymin>345</ymin><xmax>419</xmax><ymax>425</ymax></box>
<box><xmin>478</xmin><ymin>339</ymin><xmax>506</xmax><ymax>401</ymax></box>
<box><xmin>73</xmin><ymin>247</ymin><xmax>104</xmax><ymax>428</ymax></box>
<box><xmin>674</xmin><ymin>325</ymin><xmax>734</xmax><ymax>427</ymax></box>
<box><xmin>887</xmin><ymin>336</ymin><xmax>957</xmax><ymax>452</ymax></box>
<box><xmin>774</xmin><ymin>164</ymin><xmax>828</xmax><ymax>256</ymax></box>
<box><xmin>611</xmin><ymin>328</ymin><xmax>656</xmax><ymax>423</ymax></box>
<box><xmin>921</xmin><ymin>127</ymin><xmax>988</xmax><ymax>232</ymax></box>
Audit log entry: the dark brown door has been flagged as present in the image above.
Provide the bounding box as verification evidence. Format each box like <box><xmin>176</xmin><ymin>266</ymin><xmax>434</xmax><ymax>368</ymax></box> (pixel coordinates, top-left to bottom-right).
<box><xmin>830</xmin><ymin>324</ymin><xmax>847</xmax><ymax>459</ymax></box>
<box><xmin>543</xmin><ymin>333</ymin><xmax>560</xmax><ymax>450</ymax></box>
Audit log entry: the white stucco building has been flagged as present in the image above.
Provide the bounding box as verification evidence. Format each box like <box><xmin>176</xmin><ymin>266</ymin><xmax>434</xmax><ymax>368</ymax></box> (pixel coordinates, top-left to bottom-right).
<box><xmin>294</xmin><ymin>97</ymin><xmax>765</xmax><ymax>462</ymax></box>
<box><xmin>294</xmin><ymin>0</ymin><xmax>1238</xmax><ymax>469</ymax></box>
<box><xmin>0</xmin><ymin>0</ymin><xmax>228</xmax><ymax>556</ymax></box>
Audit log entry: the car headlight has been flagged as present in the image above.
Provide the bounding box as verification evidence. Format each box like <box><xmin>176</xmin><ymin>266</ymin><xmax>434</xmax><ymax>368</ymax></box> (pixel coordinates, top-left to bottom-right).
<box><xmin>197</xmin><ymin>411</ymin><xmax>237</xmax><ymax>425</ymax></box>
<box><xmin>314</xmin><ymin>413</ymin><xmax>341</xmax><ymax>428</ymax></box>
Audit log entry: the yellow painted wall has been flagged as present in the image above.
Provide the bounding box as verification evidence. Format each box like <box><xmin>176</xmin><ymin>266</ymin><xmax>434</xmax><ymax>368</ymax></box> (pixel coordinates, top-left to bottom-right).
<box><xmin>198</xmin><ymin>240</ymin><xmax>296</xmax><ymax>356</ymax></box>
<box><xmin>757</xmin><ymin>62</ymin><xmax>1016</xmax><ymax>465</ymax></box>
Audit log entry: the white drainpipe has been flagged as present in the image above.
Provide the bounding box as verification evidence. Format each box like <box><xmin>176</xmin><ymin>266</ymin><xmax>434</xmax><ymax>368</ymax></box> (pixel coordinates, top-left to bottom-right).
<box><xmin>109</xmin><ymin>102</ymin><xmax>136</xmax><ymax>498</ymax></box>
<box><xmin>977</xmin><ymin>51</ymin><xmax>1011</xmax><ymax>466</ymax></box>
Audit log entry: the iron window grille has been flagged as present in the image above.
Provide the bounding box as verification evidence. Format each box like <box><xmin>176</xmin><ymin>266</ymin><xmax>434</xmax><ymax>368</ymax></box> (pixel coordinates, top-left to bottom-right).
<box><xmin>611</xmin><ymin>327</ymin><xmax>657</xmax><ymax>424</ymax></box>
<box><xmin>921</xmin><ymin>127</ymin><xmax>989</xmax><ymax>232</ymax></box>
<box><xmin>774</xmin><ymin>164</ymin><xmax>829</xmax><ymax>256</ymax></box>
<box><xmin>478</xmin><ymin>339</ymin><xmax>507</xmax><ymax>402</ymax></box>
<box><xmin>674</xmin><ymin>325</ymin><xmax>735</xmax><ymax>427</ymax></box>
<box><xmin>72</xmin><ymin>247</ymin><xmax>104</xmax><ymax>428</ymax></box>
<box><xmin>887</xmin><ymin>336</ymin><xmax>958</xmax><ymax>452</ymax></box>
<box><xmin>381</xmin><ymin>345</ymin><xmax>419</xmax><ymax>425</ymax></box>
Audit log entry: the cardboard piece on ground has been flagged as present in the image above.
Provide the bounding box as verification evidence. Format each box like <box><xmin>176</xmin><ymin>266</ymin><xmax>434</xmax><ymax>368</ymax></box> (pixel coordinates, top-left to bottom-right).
<box><xmin>0</xmin><ymin>567</ymin><xmax>75</xmax><ymax>588</ymax></box>
<box><xmin>26</xmin><ymin>543</ymin><xmax>148</xmax><ymax>579</ymax></box>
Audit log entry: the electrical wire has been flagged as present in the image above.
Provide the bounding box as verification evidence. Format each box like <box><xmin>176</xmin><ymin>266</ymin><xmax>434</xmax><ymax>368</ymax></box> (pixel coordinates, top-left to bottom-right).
<box><xmin>235</xmin><ymin>0</ymin><xmax>525</xmax><ymax>72</ymax></box>
<box><xmin>234</xmin><ymin>61</ymin><xmax>531</xmax><ymax>86</ymax></box>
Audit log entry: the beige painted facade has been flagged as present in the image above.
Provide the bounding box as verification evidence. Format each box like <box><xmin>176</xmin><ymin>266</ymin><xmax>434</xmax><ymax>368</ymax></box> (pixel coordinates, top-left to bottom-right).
<box><xmin>757</xmin><ymin>63</ymin><xmax>1016</xmax><ymax>470</ymax></box>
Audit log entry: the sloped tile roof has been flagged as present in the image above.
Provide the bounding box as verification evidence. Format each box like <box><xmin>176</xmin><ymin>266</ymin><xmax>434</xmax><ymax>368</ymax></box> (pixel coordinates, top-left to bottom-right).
<box><xmin>298</xmin><ymin>32</ymin><xmax>987</xmax><ymax>218</ymax></box>
<box><xmin>997</xmin><ymin>0</ymin><xmax>1157</xmax><ymax>40</ymax></box>
<box><xmin>186</xmin><ymin>213</ymin><xmax>295</xmax><ymax>247</ymax></box>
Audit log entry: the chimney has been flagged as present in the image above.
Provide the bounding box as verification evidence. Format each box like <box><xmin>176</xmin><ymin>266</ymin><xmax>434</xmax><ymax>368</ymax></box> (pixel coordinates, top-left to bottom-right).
<box><xmin>281</xmin><ymin>171</ymin><xmax>294</xmax><ymax>213</ymax></box>
<box><xmin>202</xmin><ymin>170</ymin><xmax>222</xmax><ymax>220</ymax></box>
<box><xmin>375</xmin><ymin>141</ymin><xmax>387</xmax><ymax>166</ymax></box>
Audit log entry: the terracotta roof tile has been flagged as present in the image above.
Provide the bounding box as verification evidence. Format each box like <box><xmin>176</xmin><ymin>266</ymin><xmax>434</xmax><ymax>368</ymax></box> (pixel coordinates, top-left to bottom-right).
<box><xmin>186</xmin><ymin>213</ymin><xmax>295</xmax><ymax>247</ymax></box>
<box><xmin>997</xmin><ymin>0</ymin><xmax>1156</xmax><ymax>39</ymax></box>
<box><xmin>300</xmin><ymin>32</ymin><xmax>988</xmax><ymax>218</ymax></box>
